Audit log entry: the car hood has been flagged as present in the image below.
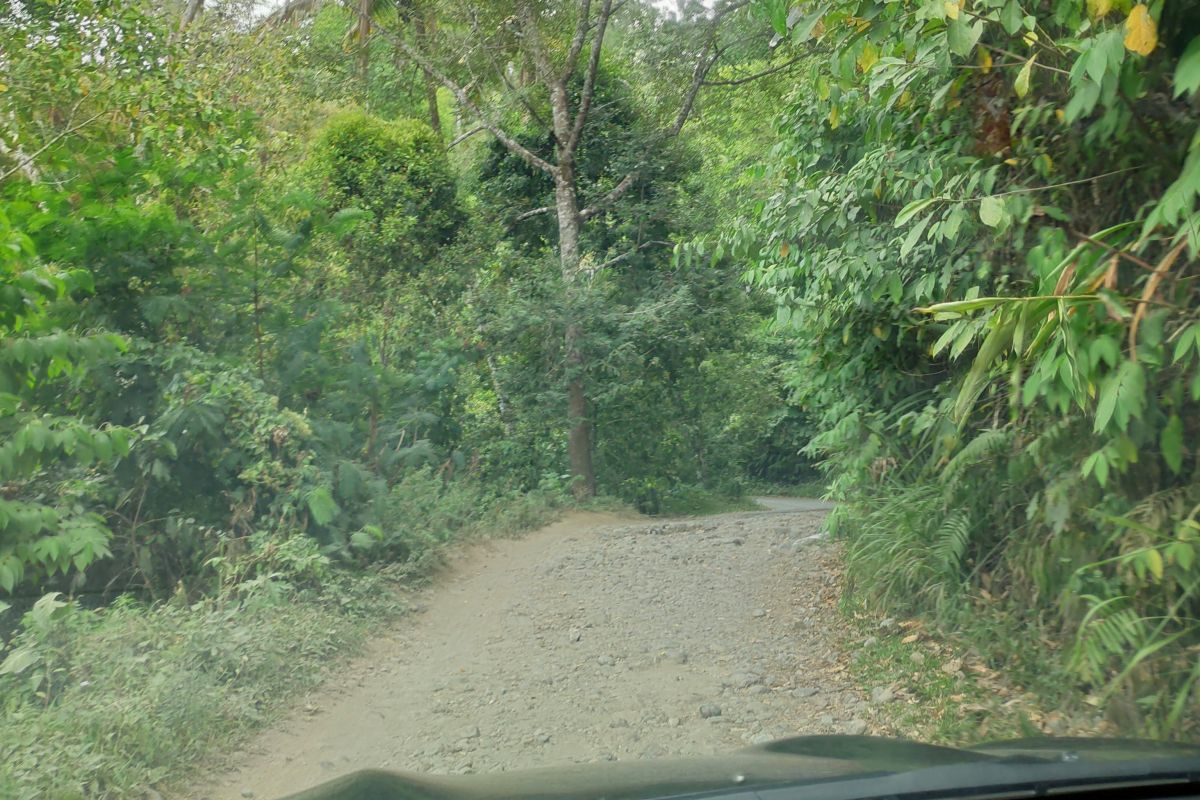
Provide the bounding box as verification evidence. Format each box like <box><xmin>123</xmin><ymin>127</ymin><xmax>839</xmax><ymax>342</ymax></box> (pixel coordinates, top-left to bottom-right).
<box><xmin>278</xmin><ymin>735</ymin><xmax>1200</xmax><ymax>800</ymax></box>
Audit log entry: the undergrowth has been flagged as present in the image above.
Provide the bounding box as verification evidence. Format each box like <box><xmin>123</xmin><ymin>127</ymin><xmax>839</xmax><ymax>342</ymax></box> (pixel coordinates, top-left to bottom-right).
<box><xmin>842</xmin><ymin>594</ymin><xmax>1107</xmax><ymax>745</ymax></box>
<box><xmin>0</xmin><ymin>484</ymin><xmax>568</xmax><ymax>800</ymax></box>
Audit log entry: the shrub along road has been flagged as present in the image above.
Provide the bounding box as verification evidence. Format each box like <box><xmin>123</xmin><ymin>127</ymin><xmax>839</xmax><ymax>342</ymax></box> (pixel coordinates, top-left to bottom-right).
<box><xmin>192</xmin><ymin>499</ymin><xmax>880</xmax><ymax>800</ymax></box>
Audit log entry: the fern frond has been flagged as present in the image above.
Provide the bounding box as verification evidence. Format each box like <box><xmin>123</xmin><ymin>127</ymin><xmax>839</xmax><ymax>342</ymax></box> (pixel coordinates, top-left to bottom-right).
<box><xmin>932</xmin><ymin>511</ymin><xmax>972</xmax><ymax>575</ymax></box>
<box><xmin>941</xmin><ymin>428</ymin><xmax>1014</xmax><ymax>495</ymax></box>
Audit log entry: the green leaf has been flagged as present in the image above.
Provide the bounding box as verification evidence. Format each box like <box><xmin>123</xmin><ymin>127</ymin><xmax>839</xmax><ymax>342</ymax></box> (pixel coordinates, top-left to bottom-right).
<box><xmin>1094</xmin><ymin>360</ymin><xmax>1146</xmax><ymax>433</ymax></box>
<box><xmin>1161</xmin><ymin>413</ymin><xmax>1184</xmax><ymax>474</ymax></box>
<box><xmin>900</xmin><ymin>214</ymin><xmax>933</xmax><ymax>258</ymax></box>
<box><xmin>305</xmin><ymin>486</ymin><xmax>340</xmax><ymax>526</ymax></box>
<box><xmin>1175</xmin><ymin>36</ymin><xmax>1200</xmax><ymax>96</ymax></box>
<box><xmin>1000</xmin><ymin>0</ymin><xmax>1023</xmax><ymax>35</ymax></box>
<box><xmin>948</xmin><ymin>17</ymin><xmax>983</xmax><ymax>57</ymax></box>
<box><xmin>1145</xmin><ymin>548</ymin><xmax>1164</xmax><ymax>580</ymax></box>
<box><xmin>894</xmin><ymin>197</ymin><xmax>939</xmax><ymax>227</ymax></box>
<box><xmin>29</xmin><ymin>592</ymin><xmax>66</xmax><ymax>631</ymax></box>
<box><xmin>1171</xmin><ymin>323</ymin><xmax>1200</xmax><ymax>363</ymax></box>
<box><xmin>979</xmin><ymin>196</ymin><xmax>1006</xmax><ymax>227</ymax></box>
<box><xmin>1014</xmin><ymin>56</ymin><xmax>1036</xmax><ymax>98</ymax></box>
<box><xmin>1174</xmin><ymin>541</ymin><xmax>1195</xmax><ymax>571</ymax></box>
<box><xmin>349</xmin><ymin>530</ymin><xmax>377</xmax><ymax>550</ymax></box>
<box><xmin>0</xmin><ymin>647</ymin><xmax>39</xmax><ymax>676</ymax></box>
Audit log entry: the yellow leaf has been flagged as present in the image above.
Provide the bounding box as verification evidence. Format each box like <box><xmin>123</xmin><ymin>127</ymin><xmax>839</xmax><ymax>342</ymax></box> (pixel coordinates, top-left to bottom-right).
<box><xmin>944</xmin><ymin>0</ymin><xmax>960</xmax><ymax>19</ymax></box>
<box><xmin>857</xmin><ymin>42</ymin><xmax>879</xmax><ymax>73</ymax></box>
<box><xmin>1124</xmin><ymin>4</ymin><xmax>1157</xmax><ymax>56</ymax></box>
<box><xmin>0</xmin><ymin>82</ymin><xmax>7</xmax><ymax>93</ymax></box>
<box><xmin>1087</xmin><ymin>0</ymin><xmax>1111</xmax><ymax>17</ymax></box>
<box><xmin>1022</xmin><ymin>29</ymin><xmax>1038</xmax><ymax>47</ymax></box>
<box><xmin>780</xmin><ymin>242</ymin><xmax>790</xmax><ymax>258</ymax></box>
<box><xmin>978</xmin><ymin>46</ymin><xmax>993</xmax><ymax>74</ymax></box>
<box><xmin>1003</xmin><ymin>157</ymin><xmax>1019</xmax><ymax>166</ymax></box>
<box><xmin>898</xmin><ymin>89</ymin><xmax>913</xmax><ymax>108</ymax></box>
<box><xmin>1146</xmin><ymin>548</ymin><xmax>1164</xmax><ymax>579</ymax></box>
<box><xmin>812</xmin><ymin>19</ymin><xmax>826</xmax><ymax>38</ymax></box>
<box><xmin>829</xmin><ymin>105</ymin><xmax>840</xmax><ymax>129</ymax></box>
<box><xmin>1055</xmin><ymin>108</ymin><xmax>1065</xmax><ymax>122</ymax></box>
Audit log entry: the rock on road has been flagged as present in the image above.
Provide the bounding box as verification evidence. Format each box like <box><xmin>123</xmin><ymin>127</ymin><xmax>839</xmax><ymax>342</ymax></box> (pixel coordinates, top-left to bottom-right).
<box><xmin>194</xmin><ymin>497</ymin><xmax>879</xmax><ymax>800</ymax></box>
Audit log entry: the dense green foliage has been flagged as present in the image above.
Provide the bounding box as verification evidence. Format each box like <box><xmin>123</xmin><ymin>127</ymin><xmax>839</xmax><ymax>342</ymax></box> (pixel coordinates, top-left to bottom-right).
<box><xmin>8</xmin><ymin>0</ymin><xmax>1199</xmax><ymax>792</ymax></box>
<box><xmin>727</xmin><ymin>0</ymin><xmax>1200</xmax><ymax>737</ymax></box>
<box><xmin>0</xmin><ymin>3</ymin><xmax>799</xmax><ymax>790</ymax></box>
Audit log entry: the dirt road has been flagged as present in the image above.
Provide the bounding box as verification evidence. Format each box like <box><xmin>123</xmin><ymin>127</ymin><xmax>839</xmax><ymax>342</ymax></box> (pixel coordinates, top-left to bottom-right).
<box><xmin>193</xmin><ymin>498</ymin><xmax>877</xmax><ymax>800</ymax></box>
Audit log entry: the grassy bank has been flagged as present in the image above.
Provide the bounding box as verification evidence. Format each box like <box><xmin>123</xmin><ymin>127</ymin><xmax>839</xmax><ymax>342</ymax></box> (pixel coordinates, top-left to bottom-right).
<box><xmin>842</xmin><ymin>597</ymin><xmax>1116</xmax><ymax>745</ymax></box>
<box><xmin>0</xmin><ymin>485</ymin><xmax>568</xmax><ymax>800</ymax></box>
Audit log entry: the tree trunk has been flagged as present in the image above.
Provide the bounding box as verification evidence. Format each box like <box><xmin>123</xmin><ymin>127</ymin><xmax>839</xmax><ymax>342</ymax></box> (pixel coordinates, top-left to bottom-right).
<box><xmin>413</xmin><ymin>15</ymin><xmax>442</xmax><ymax>141</ymax></box>
<box><xmin>357</xmin><ymin>0</ymin><xmax>372</xmax><ymax>101</ymax></box>
<box><xmin>554</xmin><ymin>160</ymin><xmax>596</xmax><ymax>499</ymax></box>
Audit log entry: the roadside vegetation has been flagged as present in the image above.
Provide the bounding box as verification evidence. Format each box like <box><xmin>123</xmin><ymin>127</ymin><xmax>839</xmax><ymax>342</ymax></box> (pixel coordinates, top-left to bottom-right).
<box><xmin>0</xmin><ymin>2</ymin><xmax>804</xmax><ymax>795</ymax></box>
<box><xmin>3</xmin><ymin>0</ymin><xmax>1199</xmax><ymax>795</ymax></box>
<box><xmin>708</xmin><ymin>0</ymin><xmax>1200</xmax><ymax>741</ymax></box>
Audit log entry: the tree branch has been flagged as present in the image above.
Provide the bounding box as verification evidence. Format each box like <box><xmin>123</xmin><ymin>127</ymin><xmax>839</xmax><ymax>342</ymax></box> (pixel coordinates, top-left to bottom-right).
<box><xmin>0</xmin><ymin>111</ymin><xmax>105</xmax><ymax>183</ymax></box>
<box><xmin>580</xmin><ymin>171</ymin><xmax>637</xmax><ymax>220</ymax></box>
<box><xmin>567</xmin><ymin>0</ymin><xmax>614</xmax><ymax>153</ymax></box>
<box><xmin>595</xmin><ymin>240</ymin><xmax>672</xmax><ymax>270</ymax></box>
<box><xmin>580</xmin><ymin>0</ymin><xmax>750</xmax><ymax>218</ymax></box>
<box><xmin>519</xmin><ymin>4</ymin><xmax>556</xmax><ymax>86</ymax></box>
<box><xmin>702</xmin><ymin>55</ymin><xmax>802</xmax><ymax>87</ymax></box>
<box><xmin>447</xmin><ymin>125</ymin><xmax>487</xmax><ymax>149</ymax></box>
<box><xmin>562</xmin><ymin>0</ymin><xmax>594</xmax><ymax>81</ymax></box>
<box><xmin>386</xmin><ymin>30</ymin><xmax>556</xmax><ymax>175</ymax></box>
<box><xmin>514</xmin><ymin>205</ymin><xmax>555</xmax><ymax>222</ymax></box>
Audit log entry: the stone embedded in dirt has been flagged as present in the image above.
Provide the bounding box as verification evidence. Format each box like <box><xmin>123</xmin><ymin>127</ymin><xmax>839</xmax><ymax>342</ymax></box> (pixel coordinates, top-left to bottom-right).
<box><xmin>597</xmin><ymin>654</ymin><xmax>616</xmax><ymax>666</ymax></box>
<box><xmin>699</xmin><ymin>703</ymin><xmax>722</xmax><ymax>718</ymax></box>
<box><xmin>748</xmin><ymin>732</ymin><xmax>774</xmax><ymax>745</ymax></box>
<box><xmin>863</xmin><ymin>636</ymin><xmax>878</xmax><ymax>647</ymax></box>
<box><xmin>747</xmin><ymin>685</ymin><xmax>769</xmax><ymax>696</ymax></box>
<box><xmin>609</xmin><ymin>717</ymin><xmax>630</xmax><ymax>728</ymax></box>
<box><xmin>870</xmin><ymin>686</ymin><xmax>895</xmax><ymax>705</ymax></box>
<box><xmin>459</xmin><ymin>725</ymin><xmax>480</xmax><ymax>740</ymax></box>
<box><xmin>726</xmin><ymin>672</ymin><xmax>762</xmax><ymax>689</ymax></box>
<box><xmin>568</xmin><ymin>628</ymin><xmax>582</xmax><ymax>643</ymax></box>
<box><xmin>793</xmin><ymin>686</ymin><xmax>820</xmax><ymax>698</ymax></box>
<box><xmin>941</xmin><ymin>658</ymin><xmax>963</xmax><ymax>676</ymax></box>
<box><xmin>534</xmin><ymin>731</ymin><xmax>551</xmax><ymax>744</ymax></box>
<box><xmin>878</xmin><ymin>617</ymin><xmax>898</xmax><ymax>631</ymax></box>
<box><xmin>818</xmin><ymin>713</ymin><xmax>835</xmax><ymax>725</ymax></box>
<box><xmin>720</xmin><ymin>537</ymin><xmax>744</xmax><ymax>546</ymax></box>
<box><xmin>752</xmin><ymin>608</ymin><xmax>767</xmax><ymax>618</ymax></box>
<box><xmin>667</xmin><ymin>716</ymin><xmax>681</xmax><ymax>727</ymax></box>
<box><xmin>241</xmin><ymin>790</ymin><xmax>255</xmax><ymax>799</ymax></box>
<box><xmin>662</xmin><ymin>648</ymin><xmax>688</xmax><ymax>664</ymax></box>
<box><xmin>844</xmin><ymin>719</ymin><xmax>869</xmax><ymax>735</ymax></box>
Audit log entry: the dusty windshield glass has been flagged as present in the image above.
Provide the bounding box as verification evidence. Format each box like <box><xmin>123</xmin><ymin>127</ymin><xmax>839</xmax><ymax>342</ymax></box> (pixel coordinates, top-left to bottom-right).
<box><xmin>1</xmin><ymin>0</ymin><xmax>1198</xmax><ymax>798</ymax></box>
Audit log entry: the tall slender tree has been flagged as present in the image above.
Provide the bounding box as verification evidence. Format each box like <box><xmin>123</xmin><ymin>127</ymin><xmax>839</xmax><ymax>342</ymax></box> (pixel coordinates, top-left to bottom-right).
<box><xmin>384</xmin><ymin>0</ymin><xmax>754</xmax><ymax>497</ymax></box>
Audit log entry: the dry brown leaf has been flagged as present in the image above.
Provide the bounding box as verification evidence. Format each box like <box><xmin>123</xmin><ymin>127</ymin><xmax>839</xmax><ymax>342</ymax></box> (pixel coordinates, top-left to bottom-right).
<box><xmin>1129</xmin><ymin>237</ymin><xmax>1187</xmax><ymax>358</ymax></box>
<box><xmin>1053</xmin><ymin>260</ymin><xmax>1077</xmax><ymax>295</ymax></box>
<box><xmin>901</xmin><ymin>633</ymin><xmax>920</xmax><ymax>644</ymax></box>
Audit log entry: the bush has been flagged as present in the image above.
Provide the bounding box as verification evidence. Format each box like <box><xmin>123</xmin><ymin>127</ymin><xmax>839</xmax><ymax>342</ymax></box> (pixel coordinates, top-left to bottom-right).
<box><xmin>309</xmin><ymin>111</ymin><xmax>463</xmax><ymax>279</ymax></box>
